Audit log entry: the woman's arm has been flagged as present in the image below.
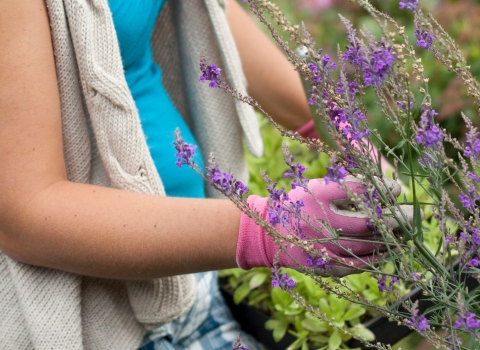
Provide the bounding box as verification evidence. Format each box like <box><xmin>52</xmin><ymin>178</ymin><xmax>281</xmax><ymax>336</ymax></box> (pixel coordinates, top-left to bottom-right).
<box><xmin>226</xmin><ymin>0</ymin><xmax>312</xmax><ymax>131</ymax></box>
<box><xmin>0</xmin><ymin>0</ymin><xmax>240</xmax><ymax>280</ymax></box>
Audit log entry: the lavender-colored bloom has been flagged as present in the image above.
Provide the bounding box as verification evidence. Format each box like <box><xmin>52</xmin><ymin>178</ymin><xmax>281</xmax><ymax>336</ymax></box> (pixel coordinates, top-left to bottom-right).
<box><xmin>444</xmin><ymin>236</ymin><xmax>454</xmax><ymax>249</ymax></box>
<box><xmin>267</xmin><ymin>183</ymin><xmax>288</xmax><ymax>202</ymax></box>
<box><xmin>341</xmin><ymin>22</ymin><xmax>365</xmax><ymax>68</ymax></box>
<box><xmin>174</xmin><ymin>129</ymin><xmax>197</xmax><ymax>168</ymax></box>
<box><xmin>205</xmin><ymin>157</ymin><xmax>249</xmax><ymax>201</ymax></box>
<box><xmin>345</xmin><ymin>153</ymin><xmax>358</xmax><ymax>168</ymax></box>
<box><xmin>412</xmin><ymin>272</ymin><xmax>420</xmax><ymax>280</ymax></box>
<box><xmin>468</xmin><ymin>172</ymin><xmax>480</xmax><ymax>184</ymax></box>
<box><xmin>415</xmin><ymin>29</ymin><xmax>434</xmax><ymax>50</ymax></box>
<box><xmin>445</xmin><ymin>335</ymin><xmax>462</xmax><ymax>350</ymax></box>
<box><xmin>399</xmin><ymin>0</ymin><xmax>418</xmax><ymax>11</ymax></box>
<box><xmin>472</xmin><ymin>229</ymin><xmax>480</xmax><ymax>245</ymax></box>
<box><xmin>416</xmin><ymin>108</ymin><xmax>444</xmax><ymax>148</ymax></box>
<box><xmin>283</xmin><ymin>144</ymin><xmax>309</xmax><ymax>189</ymax></box>
<box><xmin>321</xmin><ymin>54</ymin><xmax>336</xmax><ymax>71</ymax></box>
<box><xmin>199</xmin><ymin>56</ymin><xmax>222</xmax><ymax>88</ymax></box>
<box><xmin>405</xmin><ymin>314</ymin><xmax>429</xmax><ymax>335</ymax></box>
<box><xmin>362</xmin><ymin>42</ymin><xmax>396</xmax><ymax>88</ymax></box>
<box><xmin>454</xmin><ymin>311</ymin><xmax>480</xmax><ymax>333</ymax></box>
<box><xmin>306</xmin><ymin>63</ymin><xmax>323</xmax><ymax>105</ymax></box>
<box><xmin>458</xmin><ymin>192</ymin><xmax>472</xmax><ymax>209</ymax></box>
<box><xmin>306</xmin><ymin>254</ymin><xmax>330</xmax><ymax>268</ymax></box>
<box><xmin>418</xmin><ymin>154</ymin><xmax>441</xmax><ymax>170</ymax></box>
<box><xmin>271</xmin><ymin>268</ymin><xmax>296</xmax><ymax>292</ymax></box>
<box><xmin>375</xmin><ymin>205</ymin><xmax>383</xmax><ymax>218</ymax></box>
<box><xmin>324</xmin><ymin>164</ymin><xmax>348</xmax><ymax>184</ymax></box>
<box><xmin>373</xmin><ymin>274</ymin><xmax>398</xmax><ymax>294</ymax></box>
<box><xmin>468</xmin><ymin>257</ymin><xmax>480</xmax><ymax>267</ymax></box>
<box><xmin>464</xmin><ymin>132</ymin><xmax>480</xmax><ymax>161</ymax></box>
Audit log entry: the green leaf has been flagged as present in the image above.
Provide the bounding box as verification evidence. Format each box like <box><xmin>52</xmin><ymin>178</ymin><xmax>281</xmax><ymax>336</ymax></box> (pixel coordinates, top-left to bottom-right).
<box><xmin>328</xmin><ymin>329</ymin><xmax>343</xmax><ymax>350</ymax></box>
<box><xmin>233</xmin><ymin>282</ymin><xmax>251</xmax><ymax>304</ymax></box>
<box><xmin>301</xmin><ymin>317</ymin><xmax>328</xmax><ymax>333</ymax></box>
<box><xmin>249</xmin><ymin>272</ymin><xmax>268</xmax><ymax>289</ymax></box>
<box><xmin>343</xmin><ymin>307</ymin><xmax>366</xmax><ymax>321</ymax></box>
<box><xmin>350</xmin><ymin>325</ymin><xmax>375</xmax><ymax>342</ymax></box>
<box><xmin>266</xmin><ymin>319</ymin><xmax>289</xmax><ymax>342</ymax></box>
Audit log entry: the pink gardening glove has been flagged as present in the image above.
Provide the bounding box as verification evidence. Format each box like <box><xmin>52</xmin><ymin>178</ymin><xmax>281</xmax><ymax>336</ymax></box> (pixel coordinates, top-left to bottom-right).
<box><xmin>297</xmin><ymin>120</ymin><xmax>392</xmax><ymax>172</ymax></box>
<box><xmin>237</xmin><ymin>177</ymin><xmax>411</xmax><ymax>277</ymax></box>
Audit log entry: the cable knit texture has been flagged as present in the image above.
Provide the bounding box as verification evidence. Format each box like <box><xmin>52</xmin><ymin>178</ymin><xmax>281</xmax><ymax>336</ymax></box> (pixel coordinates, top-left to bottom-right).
<box><xmin>0</xmin><ymin>0</ymin><xmax>262</xmax><ymax>349</ymax></box>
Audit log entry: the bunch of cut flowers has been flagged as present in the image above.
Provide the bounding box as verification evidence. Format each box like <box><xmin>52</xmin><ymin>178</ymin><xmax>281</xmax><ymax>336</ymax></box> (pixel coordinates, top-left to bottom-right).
<box><xmin>175</xmin><ymin>0</ymin><xmax>480</xmax><ymax>348</ymax></box>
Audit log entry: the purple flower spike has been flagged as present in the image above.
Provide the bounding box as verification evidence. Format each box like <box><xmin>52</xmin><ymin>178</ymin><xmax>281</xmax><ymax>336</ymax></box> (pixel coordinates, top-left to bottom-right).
<box><xmin>415</xmin><ymin>29</ymin><xmax>434</xmax><ymax>50</ymax></box>
<box><xmin>405</xmin><ymin>315</ymin><xmax>429</xmax><ymax>335</ymax></box>
<box><xmin>283</xmin><ymin>144</ymin><xmax>309</xmax><ymax>190</ymax></box>
<box><xmin>271</xmin><ymin>267</ymin><xmax>296</xmax><ymax>292</ymax></box>
<box><xmin>205</xmin><ymin>155</ymin><xmax>248</xmax><ymax>201</ymax></box>
<box><xmin>399</xmin><ymin>0</ymin><xmax>419</xmax><ymax>11</ymax></box>
<box><xmin>464</xmin><ymin>132</ymin><xmax>480</xmax><ymax>161</ymax></box>
<box><xmin>324</xmin><ymin>164</ymin><xmax>348</xmax><ymax>184</ymax></box>
<box><xmin>363</xmin><ymin>42</ymin><xmax>396</xmax><ymax>87</ymax></box>
<box><xmin>454</xmin><ymin>311</ymin><xmax>480</xmax><ymax>334</ymax></box>
<box><xmin>459</xmin><ymin>192</ymin><xmax>472</xmax><ymax>209</ymax></box>
<box><xmin>199</xmin><ymin>56</ymin><xmax>222</xmax><ymax>88</ymax></box>
<box><xmin>416</xmin><ymin>108</ymin><xmax>444</xmax><ymax>148</ymax></box>
<box><xmin>174</xmin><ymin>129</ymin><xmax>197</xmax><ymax>168</ymax></box>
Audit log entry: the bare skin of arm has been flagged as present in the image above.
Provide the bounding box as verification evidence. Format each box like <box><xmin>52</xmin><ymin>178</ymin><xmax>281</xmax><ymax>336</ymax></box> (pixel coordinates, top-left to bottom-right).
<box><xmin>226</xmin><ymin>0</ymin><xmax>312</xmax><ymax>131</ymax></box>
<box><xmin>0</xmin><ymin>0</ymin><xmax>240</xmax><ymax>280</ymax></box>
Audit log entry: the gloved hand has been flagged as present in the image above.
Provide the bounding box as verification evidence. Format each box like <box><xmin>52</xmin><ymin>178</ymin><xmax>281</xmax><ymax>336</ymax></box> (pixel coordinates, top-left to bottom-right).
<box><xmin>297</xmin><ymin>120</ymin><xmax>392</xmax><ymax>173</ymax></box>
<box><xmin>236</xmin><ymin>177</ymin><xmax>412</xmax><ymax>277</ymax></box>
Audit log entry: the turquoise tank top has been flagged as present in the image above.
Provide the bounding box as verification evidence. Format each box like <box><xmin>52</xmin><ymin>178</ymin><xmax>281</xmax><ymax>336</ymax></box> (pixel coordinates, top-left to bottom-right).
<box><xmin>108</xmin><ymin>0</ymin><xmax>205</xmax><ymax>198</ymax></box>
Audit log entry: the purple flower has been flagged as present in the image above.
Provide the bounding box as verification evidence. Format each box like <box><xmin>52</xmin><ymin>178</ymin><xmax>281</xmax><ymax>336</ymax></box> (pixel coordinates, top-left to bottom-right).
<box><xmin>416</xmin><ymin>108</ymin><xmax>444</xmax><ymax>148</ymax></box>
<box><xmin>283</xmin><ymin>144</ymin><xmax>309</xmax><ymax>189</ymax></box>
<box><xmin>468</xmin><ymin>172</ymin><xmax>480</xmax><ymax>184</ymax></box>
<box><xmin>306</xmin><ymin>253</ymin><xmax>330</xmax><ymax>268</ymax></box>
<box><xmin>445</xmin><ymin>334</ymin><xmax>462</xmax><ymax>350</ymax></box>
<box><xmin>341</xmin><ymin>19</ymin><xmax>365</xmax><ymax>68</ymax></box>
<box><xmin>418</xmin><ymin>154</ymin><xmax>441</xmax><ymax>170</ymax></box>
<box><xmin>321</xmin><ymin>54</ymin><xmax>336</xmax><ymax>71</ymax></box>
<box><xmin>459</xmin><ymin>192</ymin><xmax>472</xmax><ymax>209</ymax></box>
<box><xmin>468</xmin><ymin>257</ymin><xmax>480</xmax><ymax>267</ymax></box>
<box><xmin>415</xmin><ymin>29</ymin><xmax>434</xmax><ymax>50</ymax></box>
<box><xmin>454</xmin><ymin>311</ymin><xmax>480</xmax><ymax>334</ymax></box>
<box><xmin>412</xmin><ymin>272</ymin><xmax>420</xmax><ymax>280</ymax></box>
<box><xmin>405</xmin><ymin>300</ymin><xmax>429</xmax><ymax>335</ymax></box>
<box><xmin>199</xmin><ymin>56</ymin><xmax>222</xmax><ymax>88</ymax></box>
<box><xmin>373</xmin><ymin>274</ymin><xmax>398</xmax><ymax>294</ymax></box>
<box><xmin>464</xmin><ymin>132</ymin><xmax>480</xmax><ymax>161</ymax></box>
<box><xmin>205</xmin><ymin>156</ymin><xmax>248</xmax><ymax>201</ymax></box>
<box><xmin>362</xmin><ymin>42</ymin><xmax>396</xmax><ymax>88</ymax></box>
<box><xmin>399</xmin><ymin>0</ymin><xmax>419</xmax><ymax>11</ymax></box>
<box><xmin>324</xmin><ymin>164</ymin><xmax>348</xmax><ymax>184</ymax></box>
<box><xmin>405</xmin><ymin>314</ymin><xmax>429</xmax><ymax>335</ymax></box>
<box><xmin>271</xmin><ymin>268</ymin><xmax>296</xmax><ymax>292</ymax></box>
<box><xmin>174</xmin><ymin>129</ymin><xmax>197</xmax><ymax>168</ymax></box>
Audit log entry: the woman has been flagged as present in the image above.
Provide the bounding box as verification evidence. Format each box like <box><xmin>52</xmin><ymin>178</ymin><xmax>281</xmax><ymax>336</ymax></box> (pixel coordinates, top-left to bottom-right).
<box><xmin>0</xmin><ymin>0</ymin><xmax>402</xmax><ymax>349</ymax></box>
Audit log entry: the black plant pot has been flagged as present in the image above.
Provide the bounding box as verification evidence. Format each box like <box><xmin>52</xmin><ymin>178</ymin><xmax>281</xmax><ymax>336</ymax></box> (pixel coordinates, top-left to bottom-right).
<box><xmin>221</xmin><ymin>262</ymin><xmax>479</xmax><ymax>350</ymax></box>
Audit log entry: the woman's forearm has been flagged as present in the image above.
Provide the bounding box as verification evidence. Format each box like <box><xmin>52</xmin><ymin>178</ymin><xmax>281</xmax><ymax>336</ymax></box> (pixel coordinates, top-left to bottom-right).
<box><xmin>0</xmin><ymin>179</ymin><xmax>240</xmax><ymax>279</ymax></box>
<box><xmin>226</xmin><ymin>0</ymin><xmax>312</xmax><ymax>130</ymax></box>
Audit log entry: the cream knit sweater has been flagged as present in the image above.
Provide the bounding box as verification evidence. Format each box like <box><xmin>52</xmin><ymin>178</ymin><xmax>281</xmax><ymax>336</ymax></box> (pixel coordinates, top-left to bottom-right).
<box><xmin>0</xmin><ymin>0</ymin><xmax>262</xmax><ymax>349</ymax></box>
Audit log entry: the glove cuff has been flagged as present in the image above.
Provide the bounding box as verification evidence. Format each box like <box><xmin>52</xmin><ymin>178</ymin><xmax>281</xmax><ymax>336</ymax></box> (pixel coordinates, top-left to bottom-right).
<box><xmin>236</xmin><ymin>195</ymin><xmax>277</xmax><ymax>270</ymax></box>
<box><xmin>296</xmin><ymin>120</ymin><xmax>318</xmax><ymax>139</ymax></box>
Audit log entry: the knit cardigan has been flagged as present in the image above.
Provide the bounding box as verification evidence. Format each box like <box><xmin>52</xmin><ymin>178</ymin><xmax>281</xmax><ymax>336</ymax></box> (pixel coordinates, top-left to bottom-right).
<box><xmin>0</xmin><ymin>0</ymin><xmax>262</xmax><ymax>349</ymax></box>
